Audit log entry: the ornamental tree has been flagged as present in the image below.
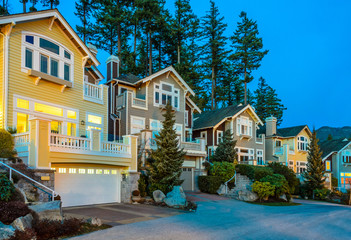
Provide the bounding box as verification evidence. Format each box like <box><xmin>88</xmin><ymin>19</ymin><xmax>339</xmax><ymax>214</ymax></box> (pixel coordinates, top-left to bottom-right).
<box><xmin>212</xmin><ymin>130</ymin><xmax>237</xmax><ymax>163</ymax></box>
<box><xmin>252</xmin><ymin>181</ymin><xmax>275</xmax><ymax>202</ymax></box>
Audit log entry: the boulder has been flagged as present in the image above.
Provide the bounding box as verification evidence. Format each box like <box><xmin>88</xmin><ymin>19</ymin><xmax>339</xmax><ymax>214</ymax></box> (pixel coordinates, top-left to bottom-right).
<box><xmin>28</xmin><ymin>200</ymin><xmax>62</xmax><ymax>221</ymax></box>
<box><xmin>15</xmin><ymin>179</ymin><xmax>39</xmax><ymax>202</ymax></box>
<box><xmin>233</xmin><ymin>190</ymin><xmax>258</xmax><ymax>202</ymax></box>
<box><xmin>86</xmin><ymin>217</ymin><xmax>102</xmax><ymax>226</ymax></box>
<box><xmin>217</xmin><ymin>184</ymin><xmax>227</xmax><ymax>195</ymax></box>
<box><xmin>153</xmin><ymin>190</ymin><xmax>166</xmax><ymax>203</ymax></box>
<box><xmin>0</xmin><ymin>222</ymin><xmax>15</xmax><ymax>240</ymax></box>
<box><xmin>163</xmin><ymin>186</ymin><xmax>187</xmax><ymax>209</ymax></box>
<box><xmin>11</xmin><ymin>213</ymin><xmax>33</xmax><ymax>231</ymax></box>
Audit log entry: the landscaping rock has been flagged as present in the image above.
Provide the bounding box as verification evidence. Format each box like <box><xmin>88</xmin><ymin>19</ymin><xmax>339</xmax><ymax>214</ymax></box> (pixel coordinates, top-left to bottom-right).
<box><xmin>145</xmin><ymin>196</ymin><xmax>154</xmax><ymax>203</ymax></box>
<box><xmin>153</xmin><ymin>190</ymin><xmax>166</xmax><ymax>203</ymax></box>
<box><xmin>15</xmin><ymin>179</ymin><xmax>39</xmax><ymax>202</ymax></box>
<box><xmin>28</xmin><ymin>200</ymin><xmax>62</xmax><ymax>221</ymax></box>
<box><xmin>233</xmin><ymin>189</ymin><xmax>258</xmax><ymax>202</ymax></box>
<box><xmin>86</xmin><ymin>217</ymin><xmax>102</xmax><ymax>226</ymax></box>
<box><xmin>11</xmin><ymin>213</ymin><xmax>33</xmax><ymax>231</ymax></box>
<box><xmin>132</xmin><ymin>196</ymin><xmax>143</xmax><ymax>203</ymax></box>
<box><xmin>163</xmin><ymin>186</ymin><xmax>187</xmax><ymax>209</ymax></box>
<box><xmin>280</xmin><ymin>194</ymin><xmax>288</xmax><ymax>202</ymax></box>
<box><xmin>217</xmin><ymin>184</ymin><xmax>227</xmax><ymax>195</ymax></box>
<box><xmin>0</xmin><ymin>222</ymin><xmax>15</xmax><ymax>240</ymax></box>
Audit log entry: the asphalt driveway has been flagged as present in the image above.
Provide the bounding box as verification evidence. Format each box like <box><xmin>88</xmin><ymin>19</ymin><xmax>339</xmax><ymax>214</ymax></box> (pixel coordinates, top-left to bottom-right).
<box><xmin>71</xmin><ymin>198</ymin><xmax>351</xmax><ymax>240</ymax></box>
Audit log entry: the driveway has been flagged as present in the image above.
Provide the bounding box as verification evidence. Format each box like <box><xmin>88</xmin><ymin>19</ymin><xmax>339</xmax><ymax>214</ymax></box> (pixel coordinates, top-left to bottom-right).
<box><xmin>71</xmin><ymin>198</ymin><xmax>351</xmax><ymax>240</ymax></box>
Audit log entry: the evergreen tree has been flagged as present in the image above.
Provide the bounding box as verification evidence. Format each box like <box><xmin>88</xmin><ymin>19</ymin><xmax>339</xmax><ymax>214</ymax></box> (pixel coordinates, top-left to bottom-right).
<box><xmin>0</xmin><ymin>0</ymin><xmax>9</xmax><ymax>15</ymax></box>
<box><xmin>20</xmin><ymin>0</ymin><xmax>28</xmax><ymax>13</ymax></box>
<box><xmin>230</xmin><ymin>11</ymin><xmax>268</xmax><ymax>105</ymax></box>
<box><xmin>201</xmin><ymin>0</ymin><xmax>229</xmax><ymax>110</ymax></box>
<box><xmin>247</xmin><ymin>89</ymin><xmax>254</xmax><ymax>105</ymax></box>
<box><xmin>303</xmin><ymin>129</ymin><xmax>325</xmax><ymax>196</ymax></box>
<box><xmin>148</xmin><ymin>101</ymin><xmax>185</xmax><ymax>194</ymax></box>
<box><xmin>327</xmin><ymin>134</ymin><xmax>333</xmax><ymax>141</ymax></box>
<box><xmin>75</xmin><ymin>0</ymin><xmax>95</xmax><ymax>44</ymax></box>
<box><xmin>41</xmin><ymin>0</ymin><xmax>59</xmax><ymax>9</ymax></box>
<box><xmin>212</xmin><ymin>130</ymin><xmax>237</xmax><ymax>163</ymax></box>
<box><xmin>29</xmin><ymin>0</ymin><xmax>38</xmax><ymax>12</ymax></box>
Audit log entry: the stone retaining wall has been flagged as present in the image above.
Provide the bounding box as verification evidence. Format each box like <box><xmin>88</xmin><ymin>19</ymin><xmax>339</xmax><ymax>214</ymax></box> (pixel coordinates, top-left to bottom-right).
<box><xmin>121</xmin><ymin>172</ymin><xmax>140</xmax><ymax>203</ymax></box>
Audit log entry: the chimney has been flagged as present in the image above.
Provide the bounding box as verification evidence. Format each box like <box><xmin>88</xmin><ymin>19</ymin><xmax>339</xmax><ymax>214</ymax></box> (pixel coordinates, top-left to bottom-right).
<box><xmin>265</xmin><ymin>116</ymin><xmax>277</xmax><ymax>136</ymax></box>
<box><xmin>87</xmin><ymin>43</ymin><xmax>98</xmax><ymax>57</ymax></box>
<box><xmin>106</xmin><ymin>55</ymin><xmax>120</xmax><ymax>81</ymax></box>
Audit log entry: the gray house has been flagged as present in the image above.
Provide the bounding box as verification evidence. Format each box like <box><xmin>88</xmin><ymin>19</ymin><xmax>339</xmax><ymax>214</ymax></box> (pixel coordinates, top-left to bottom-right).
<box><xmin>192</xmin><ymin>104</ymin><xmax>265</xmax><ymax>165</ymax></box>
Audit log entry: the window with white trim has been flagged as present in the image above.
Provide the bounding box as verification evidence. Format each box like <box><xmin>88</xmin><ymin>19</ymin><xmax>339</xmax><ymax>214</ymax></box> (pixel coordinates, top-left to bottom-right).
<box><xmin>325</xmin><ymin>160</ymin><xmax>331</xmax><ymax>171</ymax></box>
<box><xmin>86</xmin><ymin>113</ymin><xmax>103</xmax><ymax>132</ymax></box>
<box><xmin>297</xmin><ymin>136</ymin><xmax>308</xmax><ymax>151</ymax></box>
<box><xmin>236</xmin><ymin>116</ymin><xmax>252</xmax><ymax>136</ymax></box>
<box><xmin>131</xmin><ymin>116</ymin><xmax>145</xmax><ymax>134</ymax></box>
<box><xmin>154</xmin><ymin>82</ymin><xmax>180</xmax><ymax>110</ymax></box>
<box><xmin>257</xmin><ymin>149</ymin><xmax>264</xmax><ymax>165</ymax></box>
<box><xmin>22</xmin><ymin>33</ymin><xmax>73</xmax><ymax>82</ymax></box>
<box><xmin>217</xmin><ymin>130</ymin><xmax>223</xmax><ymax>144</ymax></box>
<box><xmin>297</xmin><ymin>161</ymin><xmax>307</xmax><ymax>173</ymax></box>
<box><xmin>342</xmin><ymin>150</ymin><xmax>351</xmax><ymax>163</ymax></box>
<box><xmin>201</xmin><ymin>131</ymin><xmax>207</xmax><ymax>143</ymax></box>
<box><xmin>185</xmin><ymin>110</ymin><xmax>189</xmax><ymax>127</ymax></box>
<box><xmin>236</xmin><ymin>147</ymin><xmax>254</xmax><ymax>162</ymax></box>
<box><xmin>150</xmin><ymin>119</ymin><xmax>162</xmax><ymax>138</ymax></box>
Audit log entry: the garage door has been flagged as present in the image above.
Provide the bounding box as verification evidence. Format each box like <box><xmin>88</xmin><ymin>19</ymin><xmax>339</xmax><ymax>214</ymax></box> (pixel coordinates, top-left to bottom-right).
<box><xmin>55</xmin><ymin>167</ymin><xmax>121</xmax><ymax>207</ymax></box>
<box><xmin>181</xmin><ymin>168</ymin><xmax>194</xmax><ymax>191</ymax></box>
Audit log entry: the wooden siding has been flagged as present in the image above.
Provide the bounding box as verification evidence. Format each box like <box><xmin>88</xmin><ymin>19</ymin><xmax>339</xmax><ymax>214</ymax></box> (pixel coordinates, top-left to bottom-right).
<box><xmin>0</xmin><ymin>34</ymin><xmax>3</xmax><ymax>128</ymax></box>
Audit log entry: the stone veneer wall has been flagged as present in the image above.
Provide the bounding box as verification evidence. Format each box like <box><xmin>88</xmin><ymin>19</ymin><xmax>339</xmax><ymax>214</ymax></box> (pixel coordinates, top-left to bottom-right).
<box><xmin>232</xmin><ymin>173</ymin><xmax>253</xmax><ymax>192</ymax></box>
<box><xmin>33</xmin><ymin>170</ymin><xmax>55</xmax><ymax>202</ymax></box>
<box><xmin>121</xmin><ymin>172</ymin><xmax>140</xmax><ymax>203</ymax></box>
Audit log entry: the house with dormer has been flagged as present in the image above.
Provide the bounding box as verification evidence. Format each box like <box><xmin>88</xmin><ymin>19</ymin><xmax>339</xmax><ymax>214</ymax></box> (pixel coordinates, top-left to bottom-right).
<box><xmin>106</xmin><ymin>61</ymin><xmax>206</xmax><ymax>191</ymax></box>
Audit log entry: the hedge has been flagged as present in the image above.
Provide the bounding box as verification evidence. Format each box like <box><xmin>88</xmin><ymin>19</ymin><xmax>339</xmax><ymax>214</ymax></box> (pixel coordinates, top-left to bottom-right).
<box><xmin>235</xmin><ymin>164</ymin><xmax>271</xmax><ymax>181</ymax></box>
<box><xmin>198</xmin><ymin>176</ymin><xmax>222</xmax><ymax>194</ymax></box>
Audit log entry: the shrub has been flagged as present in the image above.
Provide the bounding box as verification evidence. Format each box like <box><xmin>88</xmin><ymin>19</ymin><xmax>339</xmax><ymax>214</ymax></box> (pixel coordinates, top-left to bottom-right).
<box><xmin>138</xmin><ymin>174</ymin><xmax>148</xmax><ymax>197</ymax></box>
<box><xmin>331</xmin><ymin>175</ymin><xmax>338</xmax><ymax>189</ymax></box>
<box><xmin>252</xmin><ymin>181</ymin><xmax>275</xmax><ymax>202</ymax></box>
<box><xmin>8</xmin><ymin>228</ymin><xmax>36</xmax><ymax>240</ymax></box>
<box><xmin>33</xmin><ymin>218</ymin><xmax>83</xmax><ymax>240</ymax></box>
<box><xmin>198</xmin><ymin>176</ymin><xmax>222</xmax><ymax>194</ymax></box>
<box><xmin>254</xmin><ymin>167</ymin><xmax>273</xmax><ymax>182</ymax></box>
<box><xmin>0</xmin><ymin>201</ymin><xmax>31</xmax><ymax>224</ymax></box>
<box><xmin>132</xmin><ymin>190</ymin><xmax>140</xmax><ymax>196</ymax></box>
<box><xmin>235</xmin><ymin>164</ymin><xmax>255</xmax><ymax>179</ymax></box>
<box><xmin>185</xmin><ymin>201</ymin><xmax>197</xmax><ymax>211</ymax></box>
<box><xmin>267</xmin><ymin>162</ymin><xmax>299</xmax><ymax>193</ymax></box>
<box><xmin>260</xmin><ymin>174</ymin><xmax>290</xmax><ymax>200</ymax></box>
<box><xmin>0</xmin><ymin>173</ymin><xmax>15</xmax><ymax>202</ymax></box>
<box><xmin>313</xmin><ymin>188</ymin><xmax>331</xmax><ymax>200</ymax></box>
<box><xmin>0</xmin><ymin>129</ymin><xmax>16</xmax><ymax>158</ymax></box>
<box><xmin>208</xmin><ymin>162</ymin><xmax>236</xmax><ymax>183</ymax></box>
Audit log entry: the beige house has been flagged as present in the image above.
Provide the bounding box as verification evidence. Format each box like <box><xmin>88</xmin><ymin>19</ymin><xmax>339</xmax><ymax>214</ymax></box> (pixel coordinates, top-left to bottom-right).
<box><xmin>106</xmin><ymin>60</ymin><xmax>206</xmax><ymax>191</ymax></box>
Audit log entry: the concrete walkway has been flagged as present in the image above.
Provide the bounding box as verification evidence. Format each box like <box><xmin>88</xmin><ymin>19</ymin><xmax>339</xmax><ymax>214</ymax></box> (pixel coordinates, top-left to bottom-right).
<box><xmin>71</xmin><ymin>199</ymin><xmax>351</xmax><ymax>240</ymax></box>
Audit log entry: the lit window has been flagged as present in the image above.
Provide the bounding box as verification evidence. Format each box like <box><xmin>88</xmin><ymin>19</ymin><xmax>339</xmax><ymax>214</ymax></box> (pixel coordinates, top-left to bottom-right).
<box><xmin>87</xmin><ymin>126</ymin><xmax>101</xmax><ymax>131</ymax></box>
<box><xmin>88</xmin><ymin>114</ymin><xmax>102</xmax><ymax>125</ymax></box>
<box><xmin>341</xmin><ymin>173</ymin><xmax>345</xmax><ymax>176</ymax></box>
<box><xmin>25</xmin><ymin>35</ymin><xmax>34</xmax><ymax>44</ymax></box>
<box><xmin>39</xmin><ymin>38</ymin><xmax>59</xmax><ymax>54</ymax></box>
<box><xmin>67</xmin><ymin>122</ymin><xmax>76</xmax><ymax>136</ymax></box>
<box><xmin>51</xmin><ymin>121</ymin><xmax>62</xmax><ymax>134</ymax></box>
<box><xmin>297</xmin><ymin>136</ymin><xmax>308</xmax><ymax>151</ymax></box>
<box><xmin>79</xmin><ymin>169</ymin><xmax>86</xmax><ymax>174</ymax></box>
<box><xmin>111</xmin><ymin>170</ymin><xmax>117</xmax><ymax>175</ymax></box>
<box><xmin>87</xmin><ymin>169</ymin><xmax>94</xmax><ymax>174</ymax></box>
<box><xmin>345</xmin><ymin>173</ymin><xmax>351</xmax><ymax>177</ymax></box>
<box><xmin>35</xmin><ymin>103</ymin><xmax>63</xmax><ymax>116</ymax></box>
<box><xmin>104</xmin><ymin>170</ymin><xmax>110</xmax><ymax>174</ymax></box>
<box><xmin>16</xmin><ymin>113</ymin><xmax>29</xmax><ymax>133</ymax></box>
<box><xmin>25</xmin><ymin>48</ymin><xmax>33</xmax><ymax>68</ymax></box>
<box><xmin>17</xmin><ymin>99</ymin><xmax>29</xmax><ymax>109</ymax></box>
<box><xmin>325</xmin><ymin>161</ymin><xmax>331</xmax><ymax>171</ymax></box>
<box><xmin>96</xmin><ymin>169</ymin><xmax>102</xmax><ymax>174</ymax></box>
<box><xmin>69</xmin><ymin>168</ymin><xmax>76</xmax><ymax>174</ymax></box>
<box><xmin>58</xmin><ymin>168</ymin><xmax>66</xmax><ymax>173</ymax></box>
<box><xmin>67</xmin><ymin>110</ymin><xmax>76</xmax><ymax>119</ymax></box>
<box><xmin>51</xmin><ymin>167</ymin><xmax>56</xmax><ymax>170</ymax></box>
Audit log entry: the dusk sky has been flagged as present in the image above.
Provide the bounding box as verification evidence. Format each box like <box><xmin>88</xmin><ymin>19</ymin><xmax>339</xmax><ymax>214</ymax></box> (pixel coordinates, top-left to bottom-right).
<box><xmin>10</xmin><ymin>0</ymin><xmax>351</xmax><ymax>129</ymax></box>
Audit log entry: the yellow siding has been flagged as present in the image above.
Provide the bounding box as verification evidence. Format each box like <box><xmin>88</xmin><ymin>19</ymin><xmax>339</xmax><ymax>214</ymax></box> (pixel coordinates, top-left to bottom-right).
<box><xmin>7</xmin><ymin>20</ymin><xmax>108</xmax><ymax>139</ymax></box>
<box><xmin>0</xmin><ymin>34</ymin><xmax>3</xmax><ymax>129</ymax></box>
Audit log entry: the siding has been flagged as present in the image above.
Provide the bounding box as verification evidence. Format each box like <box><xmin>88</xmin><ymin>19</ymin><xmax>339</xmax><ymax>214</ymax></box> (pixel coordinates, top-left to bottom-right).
<box><xmin>7</xmin><ymin>20</ymin><xmax>109</xmax><ymax>139</ymax></box>
<box><xmin>0</xmin><ymin>34</ymin><xmax>3</xmax><ymax>128</ymax></box>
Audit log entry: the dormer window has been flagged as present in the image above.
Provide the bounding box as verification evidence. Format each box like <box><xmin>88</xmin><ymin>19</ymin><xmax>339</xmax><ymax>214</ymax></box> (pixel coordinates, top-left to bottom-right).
<box><xmin>297</xmin><ymin>136</ymin><xmax>308</xmax><ymax>151</ymax></box>
<box><xmin>154</xmin><ymin>82</ymin><xmax>180</xmax><ymax>110</ymax></box>
<box><xmin>236</xmin><ymin>116</ymin><xmax>253</xmax><ymax>137</ymax></box>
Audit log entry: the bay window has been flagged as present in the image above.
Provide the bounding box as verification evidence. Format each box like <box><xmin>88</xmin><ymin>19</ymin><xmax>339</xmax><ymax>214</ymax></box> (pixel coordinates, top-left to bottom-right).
<box><xmin>154</xmin><ymin>82</ymin><xmax>180</xmax><ymax>110</ymax></box>
<box><xmin>236</xmin><ymin>116</ymin><xmax>253</xmax><ymax>136</ymax></box>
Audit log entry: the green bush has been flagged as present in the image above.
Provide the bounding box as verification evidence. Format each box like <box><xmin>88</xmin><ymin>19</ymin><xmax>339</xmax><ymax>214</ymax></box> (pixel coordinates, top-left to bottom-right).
<box><xmin>0</xmin><ymin>173</ymin><xmax>15</xmax><ymax>202</ymax></box>
<box><xmin>0</xmin><ymin>129</ymin><xmax>16</xmax><ymax>158</ymax></box>
<box><xmin>208</xmin><ymin>162</ymin><xmax>236</xmax><ymax>183</ymax></box>
<box><xmin>267</xmin><ymin>162</ymin><xmax>299</xmax><ymax>193</ymax></box>
<box><xmin>252</xmin><ymin>181</ymin><xmax>275</xmax><ymax>202</ymax></box>
<box><xmin>254</xmin><ymin>167</ymin><xmax>273</xmax><ymax>182</ymax></box>
<box><xmin>260</xmin><ymin>174</ymin><xmax>290</xmax><ymax>200</ymax></box>
<box><xmin>198</xmin><ymin>176</ymin><xmax>222</xmax><ymax>194</ymax></box>
<box><xmin>331</xmin><ymin>175</ymin><xmax>338</xmax><ymax>189</ymax></box>
<box><xmin>235</xmin><ymin>164</ymin><xmax>255</xmax><ymax>179</ymax></box>
<box><xmin>313</xmin><ymin>188</ymin><xmax>331</xmax><ymax>200</ymax></box>
<box><xmin>138</xmin><ymin>174</ymin><xmax>148</xmax><ymax>197</ymax></box>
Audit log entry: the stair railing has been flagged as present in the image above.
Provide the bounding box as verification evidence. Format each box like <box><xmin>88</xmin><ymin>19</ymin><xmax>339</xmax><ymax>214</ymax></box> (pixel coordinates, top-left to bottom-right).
<box><xmin>225</xmin><ymin>170</ymin><xmax>236</xmax><ymax>194</ymax></box>
<box><xmin>0</xmin><ymin>161</ymin><xmax>57</xmax><ymax>201</ymax></box>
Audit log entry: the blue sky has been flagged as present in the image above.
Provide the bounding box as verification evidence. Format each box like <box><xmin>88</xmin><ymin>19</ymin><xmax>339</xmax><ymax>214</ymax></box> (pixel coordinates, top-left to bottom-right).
<box><xmin>10</xmin><ymin>0</ymin><xmax>351</xmax><ymax>129</ymax></box>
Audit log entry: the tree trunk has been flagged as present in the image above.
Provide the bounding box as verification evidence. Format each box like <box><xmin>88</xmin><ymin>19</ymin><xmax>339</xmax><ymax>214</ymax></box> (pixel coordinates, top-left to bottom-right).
<box><xmin>244</xmin><ymin>69</ymin><xmax>247</xmax><ymax>105</ymax></box>
<box><xmin>149</xmin><ymin>30</ymin><xmax>152</xmax><ymax>76</ymax></box>
<box><xmin>83</xmin><ymin>6</ymin><xmax>86</xmax><ymax>44</ymax></box>
<box><xmin>23</xmin><ymin>1</ymin><xmax>26</xmax><ymax>13</ymax></box>
<box><xmin>50</xmin><ymin>0</ymin><xmax>53</xmax><ymax>9</ymax></box>
<box><xmin>145</xmin><ymin>32</ymin><xmax>149</xmax><ymax>77</ymax></box>
<box><xmin>177</xmin><ymin>44</ymin><xmax>180</xmax><ymax>64</ymax></box>
<box><xmin>211</xmin><ymin>66</ymin><xmax>215</xmax><ymax>110</ymax></box>
<box><xmin>159</xmin><ymin>42</ymin><xmax>162</xmax><ymax>71</ymax></box>
<box><xmin>117</xmin><ymin>23</ymin><xmax>121</xmax><ymax>56</ymax></box>
<box><xmin>133</xmin><ymin>22</ymin><xmax>137</xmax><ymax>63</ymax></box>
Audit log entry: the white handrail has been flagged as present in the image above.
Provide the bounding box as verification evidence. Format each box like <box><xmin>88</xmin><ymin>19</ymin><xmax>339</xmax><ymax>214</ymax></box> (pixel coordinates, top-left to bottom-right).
<box><xmin>84</xmin><ymin>82</ymin><xmax>103</xmax><ymax>101</ymax></box>
<box><xmin>50</xmin><ymin>133</ymin><xmax>91</xmax><ymax>151</ymax></box>
<box><xmin>225</xmin><ymin>170</ymin><xmax>236</xmax><ymax>194</ymax></box>
<box><xmin>0</xmin><ymin>161</ymin><xmax>57</xmax><ymax>201</ymax></box>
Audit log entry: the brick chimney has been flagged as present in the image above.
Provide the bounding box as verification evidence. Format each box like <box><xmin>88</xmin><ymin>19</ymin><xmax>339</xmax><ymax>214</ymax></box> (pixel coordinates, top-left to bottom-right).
<box><xmin>106</xmin><ymin>55</ymin><xmax>120</xmax><ymax>81</ymax></box>
<box><xmin>265</xmin><ymin>116</ymin><xmax>277</xmax><ymax>136</ymax></box>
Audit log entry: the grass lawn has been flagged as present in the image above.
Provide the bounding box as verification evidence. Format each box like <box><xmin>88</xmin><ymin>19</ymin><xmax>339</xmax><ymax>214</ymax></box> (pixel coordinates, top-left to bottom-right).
<box><xmin>247</xmin><ymin>202</ymin><xmax>301</xmax><ymax>206</ymax></box>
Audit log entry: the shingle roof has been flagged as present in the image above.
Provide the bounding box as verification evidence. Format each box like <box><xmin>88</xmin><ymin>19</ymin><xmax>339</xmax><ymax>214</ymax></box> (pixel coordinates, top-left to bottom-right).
<box><xmin>118</xmin><ymin>73</ymin><xmax>141</xmax><ymax>84</ymax></box>
<box><xmin>257</xmin><ymin>125</ymin><xmax>308</xmax><ymax>138</ymax></box>
<box><xmin>319</xmin><ymin>138</ymin><xmax>351</xmax><ymax>159</ymax></box>
<box><xmin>193</xmin><ymin>104</ymin><xmax>247</xmax><ymax>130</ymax></box>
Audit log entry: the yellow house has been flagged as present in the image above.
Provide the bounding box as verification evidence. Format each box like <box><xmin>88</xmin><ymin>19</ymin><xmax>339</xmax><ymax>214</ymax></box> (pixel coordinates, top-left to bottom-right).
<box><xmin>261</xmin><ymin>117</ymin><xmax>312</xmax><ymax>174</ymax></box>
<box><xmin>0</xmin><ymin>10</ymin><xmax>138</xmax><ymax>207</ymax></box>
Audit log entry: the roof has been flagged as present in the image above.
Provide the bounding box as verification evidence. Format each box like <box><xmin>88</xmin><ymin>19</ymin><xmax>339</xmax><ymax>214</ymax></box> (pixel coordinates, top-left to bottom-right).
<box><xmin>118</xmin><ymin>73</ymin><xmax>141</xmax><ymax>85</ymax></box>
<box><xmin>0</xmin><ymin>9</ymin><xmax>100</xmax><ymax>66</ymax></box>
<box><xmin>193</xmin><ymin>104</ymin><xmax>248</xmax><ymax>130</ymax></box>
<box><xmin>319</xmin><ymin>138</ymin><xmax>351</xmax><ymax>159</ymax></box>
<box><xmin>257</xmin><ymin>125</ymin><xmax>311</xmax><ymax>138</ymax></box>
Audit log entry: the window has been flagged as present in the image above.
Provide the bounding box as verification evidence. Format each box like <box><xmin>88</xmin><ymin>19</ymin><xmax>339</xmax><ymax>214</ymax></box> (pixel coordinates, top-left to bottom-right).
<box><xmin>150</xmin><ymin>119</ymin><xmax>162</xmax><ymax>138</ymax></box>
<box><xmin>154</xmin><ymin>82</ymin><xmax>180</xmax><ymax>110</ymax></box>
<box><xmin>35</xmin><ymin>103</ymin><xmax>63</xmax><ymax>116</ymax></box>
<box><xmin>96</xmin><ymin>169</ymin><xmax>102</xmax><ymax>174</ymax></box>
<box><xmin>325</xmin><ymin>160</ymin><xmax>331</xmax><ymax>171</ymax></box>
<box><xmin>64</xmin><ymin>50</ymin><xmax>71</xmax><ymax>59</ymax></box>
<box><xmin>67</xmin><ymin>110</ymin><xmax>76</xmax><ymax>119</ymax></box>
<box><xmin>131</xmin><ymin>116</ymin><xmax>145</xmax><ymax>134</ymax></box>
<box><xmin>87</xmin><ymin>169</ymin><xmax>94</xmax><ymax>174</ymax></box>
<box><xmin>185</xmin><ymin>111</ymin><xmax>189</xmax><ymax>127</ymax></box>
<box><xmin>67</xmin><ymin>122</ymin><xmax>76</xmax><ymax>136</ymax></box>
<box><xmin>51</xmin><ymin>121</ymin><xmax>62</xmax><ymax>134</ymax></box>
<box><xmin>104</xmin><ymin>170</ymin><xmax>110</xmax><ymax>174</ymax></box>
<box><xmin>25</xmin><ymin>35</ymin><xmax>34</xmax><ymax>44</ymax></box>
<box><xmin>58</xmin><ymin>168</ymin><xmax>66</xmax><ymax>173</ymax></box>
<box><xmin>276</xmin><ymin>140</ymin><xmax>282</xmax><ymax>147</ymax></box>
<box><xmin>40</xmin><ymin>38</ymin><xmax>60</xmax><ymax>54</ymax></box>
<box><xmin>217</xmin><ymin>130</ymin><xmax>223</xmax><ymax>144</ymax></box>
<box><xmin>201</xmin><ymin>131</ymin><xmax>207</xmax><ymax>142</ymax></box>
<box><xmin>16</xmin><ymin>113</ymin><xmax>29</xmax><ymax>133</ymax></box>
<box><xmin>111</xmin><ymin>170</ymin><xmax>117</xmax><ymax>175</ymax></box>
<box><xmin>236</xmin><ymin>116</ymin><xmax>252</xmax><ymax>136</ymax></box>
<box><xmin>17</xmin><ymin>98</ymin><xmax>29</xmax><ymax>109</ymax></box>
<box><xmin>297</xmin><ymin>161</ymin><xmax>307</xmax><ymax>173</ymax></box>
<box><xmin>25</xmin><ymin>48</ymin><xmax>33</xmax><ymax>68</ymax></box>
<box><xmin>88</xmin><ymin>114</ymin><xmax>102</xmax><ymax>125</ymax></box>
<box><xmin>69</xmin><ymin>168</ymin><xmax>76</xmax><ymax>174</ymax></box>
<box><xmin>297</xmin><ymin>136</ymin><xmax>308</xmax><ymax>151</ymax></box>
<box><xmin>78</xmin><ymin>169</ymin><xmax>86</xmax><ymax>174</ymax></box>
<box><xmin>64</xmin><ymin>64</ymin><xmax>70</xmax><ymax>81</ymax></box>
<box><xmin>237</xmin><ymin>147</ymin><xmax>254</xmax><ymax>163</ymax></box>
<box><xmin>257</xmin><ymin>150</ymin><xmax>264</xmax><ymax>165</ymax></box>
<box><xmin>50</xmin><ymin>58</ymin><xmax>59</xmax><ymax>77</ymax></box>
<box><xmin>40</xmin><ymin>54</ymin><xmax>48</xmax><ymax>73</ymax></box>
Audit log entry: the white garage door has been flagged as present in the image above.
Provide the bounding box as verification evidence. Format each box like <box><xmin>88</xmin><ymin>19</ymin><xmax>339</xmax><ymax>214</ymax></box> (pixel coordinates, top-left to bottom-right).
<box><xmin>55</xmin><ymin>167</ymin><xmax>121</xmax><ymax>207</ymax></box>
<box><xmin>181</xmin><ymin>168</ymin><xmax>194</xmax><ymax>191</ymax></box>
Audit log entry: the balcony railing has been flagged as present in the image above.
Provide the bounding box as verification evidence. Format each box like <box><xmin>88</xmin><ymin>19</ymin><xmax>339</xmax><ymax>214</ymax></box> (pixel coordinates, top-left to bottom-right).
<box><xmin>180</xmin><ymin>141</ymin><xmax>202</xmax><ymax>151</ymax></box>
<box><xmin>50</xmin><ymin>134</ymin><xmax>91</xmax><ymax>151</ymax></box>
<box><xmin>132</xmin><ymin>97</ymin><xmax>147</xmax><ymax>109</ymax></box>
<box><xmin>84</xmin><ymin>82</ymin><xmax>103</xmax><ymax>103</ymax></box>
<box><xmin>13</xmin><ymin>132</ymin><xmax>30</xmax><ymax>146</ymax></box>
<box><xmin>101</xmin><ymin>141</ymin><xmax>130</xmax><ymax>154</ymax></box>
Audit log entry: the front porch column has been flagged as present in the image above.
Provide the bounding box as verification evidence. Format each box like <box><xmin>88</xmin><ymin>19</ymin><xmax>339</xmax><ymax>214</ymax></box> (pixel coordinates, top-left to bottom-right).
<box><xmin>90</xmin><ymin>129</ymin><xmax>101</xmax><ymax>151</ymax></box>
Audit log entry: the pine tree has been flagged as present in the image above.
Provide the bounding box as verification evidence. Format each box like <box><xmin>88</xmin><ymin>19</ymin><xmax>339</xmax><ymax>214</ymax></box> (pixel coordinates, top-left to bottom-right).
<box><xmin>303</xmin><ymin>129</ymin><xmax>325</xmax><ymax>197</ymax></box>
<box><xmin>29</xmin><ymin>0</ymin><xmax>38</xmax><ymax>12</ymax></box>
<box><xmin>201</xmin><ymin>0</ymin><xmax>229</xmax><ymax>110</ymax></box>
<box><xmin>327</xmin><ymin>134</ymin><xmax>333</xmax><ymax>141</ymax></box>
<box><xmin>75</xmin><ymin>0</ymin><xmax>95</xmax><ymax>44</ymax></box>
<box><xmin>230</xmin><ymin>11</ymin><xmax>268</xmax><ymax>105</ymax></box>
<box><xmin>148</xmin><ymin>101</ymin><xmax>185</xmax><ymax>194</ymax></box>
<box><xmin>0</xmin><ymin>0</ymin><xmax>9</xmax><ymax>15</ymax></box>
<box><xmin>41</xmin><ymin>0</ymin><xmax>59</xmax><ymax>9</ymax></box>
<box><xmin>212</xmin><ymin>130</ymin><xmax>237</xmax><ymax>163</ymax></box>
